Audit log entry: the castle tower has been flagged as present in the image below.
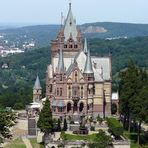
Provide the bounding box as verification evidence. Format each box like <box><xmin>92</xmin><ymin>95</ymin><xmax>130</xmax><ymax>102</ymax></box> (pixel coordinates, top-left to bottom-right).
<box><xmin>51</xmin><ymin>2</ymin><xmax>83</xmax><ymax>62</ymax></box>
<box><xmin>33</xmin><ymin>75</ymin><xmax>42</xmax><ymax>102</ymax></box>
<box><xmin>83</xmin><ymin>47</ymin><xmax>94</xmax><ymax>116</ymax></box>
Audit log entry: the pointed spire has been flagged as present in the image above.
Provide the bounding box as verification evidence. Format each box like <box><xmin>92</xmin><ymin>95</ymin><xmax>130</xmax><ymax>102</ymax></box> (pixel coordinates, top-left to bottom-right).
<box><xmin>33</xmin><ymin>75</ymin><xmax>42</xmax><ymax>89</ymax></box>
<box><xmin>84</xmin><ymin>49</ymin><xmax>94</xmax><ymax>74</ymax></box>
<box><xmin>57</xmin><ymin>49</ymin><xmax>65</xmax><ymax>73</ymax></box>
<box><xmin>84</xmin><ymin>38</ymin><xmax>88</xmax><ymax>54</ymax></box>
<box><xmin>64</xmin><ymin>2</ymin><xmax>78</xmax><ymax>41</ymax></box>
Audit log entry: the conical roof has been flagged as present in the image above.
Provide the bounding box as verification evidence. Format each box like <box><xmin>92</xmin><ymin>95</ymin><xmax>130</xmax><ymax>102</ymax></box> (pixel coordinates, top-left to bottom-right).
<box><xmin>84</xmin><ymin>49</ymin><xmax>94</xmax><ymax>74</ymax></box>
<box><xmin>83</xmin><ymin>38</ymin><xmax>88</xmax><ymax>54</ymax></box>
<box><xmin>64</xmin><ymin>2</ymin><xmax>78</xmax><ymax>41</ymax></box>
<box><xmin>33</xmin><ymin>75</ymin><xmax>42</xmax><ymax>89</ymax></box>
<box><xmin>57</xmin><ymin>49</ymin><xmax>65</xmax><ymax>72</ymax></box>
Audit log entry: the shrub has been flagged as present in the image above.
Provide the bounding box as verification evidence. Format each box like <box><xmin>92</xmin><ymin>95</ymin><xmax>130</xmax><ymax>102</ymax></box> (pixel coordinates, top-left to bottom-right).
<box><xmin>90</xmin><ymin>126</ymin><xmax>95</xmax><ymax>131</ymax></box>
<box><xmin>106</xmin><ymin>117</ymin><xmax>123</xmax><ymax>138</ymax></box>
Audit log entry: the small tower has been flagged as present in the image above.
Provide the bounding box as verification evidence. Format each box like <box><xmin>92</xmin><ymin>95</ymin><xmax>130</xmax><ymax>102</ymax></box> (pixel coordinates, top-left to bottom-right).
<box><xmin>56</xmin><ymin>49</ymin><xmax>65</xmax><ymax>81</ymax></box>
<box><xmin>83</xmin><ymin>49</ymin><xmax>94</xmax><ymax>81</ymax></box>
<box><xmin>33</xmin><ymin>75</ymin><xmax>42</xmax><ymax>102</ymax></box>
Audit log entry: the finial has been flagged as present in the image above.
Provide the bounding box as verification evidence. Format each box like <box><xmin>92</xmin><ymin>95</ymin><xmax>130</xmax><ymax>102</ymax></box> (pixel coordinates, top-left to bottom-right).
<box><xmin>61</xmin><ymin>12</ymin><xmax>64</xmax><ymax>26</ymax></box>
<box><xmin>69</xmin><ymin>0</ymin><xmax>72</xmax><ymax>9</ymax></box>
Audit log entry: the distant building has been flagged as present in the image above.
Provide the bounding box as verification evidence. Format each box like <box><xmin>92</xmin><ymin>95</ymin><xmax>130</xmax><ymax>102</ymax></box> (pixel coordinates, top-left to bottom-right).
<box><xmin>45</xmin><ymin>3</ymin><xmax>112</xmax><ymax>120</ymax></box>
<box><xmin>1</xmin><ymin>63</ymin><xmax>9</xmax><ymax>69</ymax></box>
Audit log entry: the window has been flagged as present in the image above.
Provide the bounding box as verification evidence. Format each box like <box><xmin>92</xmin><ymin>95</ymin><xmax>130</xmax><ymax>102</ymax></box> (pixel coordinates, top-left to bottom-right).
<box><xmin>69</xmin><ymin>44</ymin><xmax>73</xmax><ymax>48</ymax></box>
<box><xmin>60</xmin><ymin>88</ymin><xmax>62</xmax><ymax>96</ymax></box>
<box><xmin>68</xmin><ymin>85</ymin><xmax>71</xmax><ymax>98</ymax></box>
<box><xmin>81</xmin><ymin>85</ymin><xmax>83</xmax><ymax>98</ymax></box>
<box><xmin>60</xmin><ymin>75</ymin><xmax>62</xmax><ymax>81</ymax></box>
<box><xmin>58</xmin><ymin>107</ymin><xmax>64</xmax><ymax>112</ymax></box>
<box><xmin>57</xmin><ymin>88</ymin><xmax>59</xmax><ymax>96</ymax></box>
<box><xmin>52</xmin><ymin>106</ymin><xmax>56</xmax><ymax>112</ymax></box>
<box><xmin>74</xmin><ymin>44</ymin><xmax>78</xmax><ymax>48</ymax></box>
<box><xmin>64</xmin><ymin>44</ymin><xmax>67</xmax><ymax>48</ymax></box>
<box><xmin>49</xmin><ymin>84</ymin><xmax>52</xmax><ymax>93</ymax></box>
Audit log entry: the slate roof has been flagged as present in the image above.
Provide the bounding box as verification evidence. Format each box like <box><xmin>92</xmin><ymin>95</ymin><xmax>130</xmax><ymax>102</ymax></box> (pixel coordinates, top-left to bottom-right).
<box><xmin>33</xmin><ymin>75</ymin><xmax>42</xmax><ymax>89</ymax></box>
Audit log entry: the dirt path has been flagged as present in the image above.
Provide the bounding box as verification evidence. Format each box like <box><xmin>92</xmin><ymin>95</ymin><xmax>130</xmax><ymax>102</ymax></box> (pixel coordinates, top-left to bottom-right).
<box><xmin>22</xmin><ymin>137</ymin><xmax>33</xmax><ymax>148</ymax></box>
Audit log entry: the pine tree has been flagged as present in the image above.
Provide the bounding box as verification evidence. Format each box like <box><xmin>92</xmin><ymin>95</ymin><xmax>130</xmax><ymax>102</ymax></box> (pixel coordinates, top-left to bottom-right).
<box><xmin>63</xmin><ymin>118</ymin><xmax>67</xmax><ymax>131</ymax></box>
<box><xmin>57</xmin><ymin>118</ymin><xmax>61</xmax><ymax>131</ymax></box>
<box><xmin>37</xmin><ymin>99</ymin><xmax>53</xmax><ymax>141</ymax></box>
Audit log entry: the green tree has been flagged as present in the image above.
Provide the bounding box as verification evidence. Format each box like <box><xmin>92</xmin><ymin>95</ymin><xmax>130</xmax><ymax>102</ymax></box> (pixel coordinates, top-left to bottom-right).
<box><xmin>57</xmin><ymin>118</ymin><xmax>61</xmax><ymax>132</ymax></box>
<box><xmin>130</xmin><ymin>69</ymin><xmax>148</xmax><ymax>145</ymax></box>
<box><xmin>119</xmin><ymin>61</ymin><xmax>139</xmax><ymax>131</ymax></box>
<box><xmin>63</xmin><ymin>118</ymin><xmax>67</xmax><ymax>131</ymax></box>
<box><xmin>0</xmin><ymin>110</ymin><xmax>16</xmax><ymax>143</ymax></box>
<box><xmin>37</xmin><ymin>99</ymin><xmax>53</xmax><ymax>144</ymax></box>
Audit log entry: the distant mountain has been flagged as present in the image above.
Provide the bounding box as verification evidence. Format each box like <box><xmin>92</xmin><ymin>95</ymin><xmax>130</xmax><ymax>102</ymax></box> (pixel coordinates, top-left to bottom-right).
<box><xmin>1</xmin><ymin>22</ymin><xmax>148</xmax><ymax>48</ymax></box>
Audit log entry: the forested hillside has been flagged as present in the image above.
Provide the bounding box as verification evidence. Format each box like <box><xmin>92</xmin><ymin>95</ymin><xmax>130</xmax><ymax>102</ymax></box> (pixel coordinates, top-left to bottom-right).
<box><xmin>0</xmin><ymin>36</ymin><xmax>148</xmax><ymax>108</ymax></box>
<box><xmin>1</xmin><ymin>22</ymin><xmax>148</xmax><ymax>48</ymax></box>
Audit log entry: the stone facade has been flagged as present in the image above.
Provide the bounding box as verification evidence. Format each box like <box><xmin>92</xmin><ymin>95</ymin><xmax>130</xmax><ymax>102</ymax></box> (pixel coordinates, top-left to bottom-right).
<box><xmin>46</xmin><ymin>3</ymin><xmax>112</xmax><ymax>120</ymax></box>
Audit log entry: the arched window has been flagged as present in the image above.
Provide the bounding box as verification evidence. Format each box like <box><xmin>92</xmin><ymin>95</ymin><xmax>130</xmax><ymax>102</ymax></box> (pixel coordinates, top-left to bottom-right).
<box><xmin>60</xmin><ymin>88</ymin><xmax>62</xmax><ymax>96</ymax></box>
<box><xmin>79</xmin><ymin>102</ymin><xmax>84</xmax><ymax>112</ymax></box>
<box><xmin>68</xmin><ymin>85</ymin><xmax>71</xmax><ymax>98</ymax></box>
<box><xmin>57</xmin><ymin>88</ymin><xmax>59</xmax><ymax>96</ymax></box>
<box><xmin>67</xmin><ymin>103</ymin><xmax>71</xmax><ymax>112</ymax></box>
<box><xmin>81</xmin><ymin>85</ymin><xmax>83</xmax><ymax>98</ymax></box>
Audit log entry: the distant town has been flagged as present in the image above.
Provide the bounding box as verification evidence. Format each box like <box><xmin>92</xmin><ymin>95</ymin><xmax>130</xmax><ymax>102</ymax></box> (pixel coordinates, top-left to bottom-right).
<box><xmin>0</xmin><ymin>34</ymin><xmax>35</xmax><ymax>57</ymax></box>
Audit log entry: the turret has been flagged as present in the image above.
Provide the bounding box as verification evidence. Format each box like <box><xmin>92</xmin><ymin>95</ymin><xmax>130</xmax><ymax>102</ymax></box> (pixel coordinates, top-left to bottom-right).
<box><xmin>83</xmin><ymin>49</ymin><xmax>94</xmax><ymax>81</ymax></box>
<box><xmin>33</xmin><ymin>75</ymin><xmax>42</xmax><ymax>102</ymax></box>
<box><xmin>56</xmin><ymin>49</ymin><xmax>65</xmax><ymax>81</ymax></box>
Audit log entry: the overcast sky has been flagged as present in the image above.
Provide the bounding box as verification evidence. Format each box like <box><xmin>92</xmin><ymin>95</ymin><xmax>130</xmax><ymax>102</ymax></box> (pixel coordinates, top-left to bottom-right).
<box><xmin>0</xmin><ymin>0</ymin><xmax>148</xmax><ymax>25</ymax></box>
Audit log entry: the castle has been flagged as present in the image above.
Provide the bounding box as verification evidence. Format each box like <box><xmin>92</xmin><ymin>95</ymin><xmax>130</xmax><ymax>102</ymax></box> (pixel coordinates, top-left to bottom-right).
<box><xmin>33</xmin><ymin>3</ymin><xmax>112</xmax><ymax>120</ymax></box>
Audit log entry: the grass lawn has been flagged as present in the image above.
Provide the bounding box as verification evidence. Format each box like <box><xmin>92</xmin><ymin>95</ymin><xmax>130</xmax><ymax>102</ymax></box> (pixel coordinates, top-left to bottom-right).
<box><xmin>64</xmin><ymin>133</ymin><xmax>97</xmax><ymax>141</ymax></box>
<box><xmin>29</xmin><ymin>138</ymin><xmax>44</xmax><ymax>148</ymax></box>
<box><xmin>4</xmin><ymin>138</ymin><xmax>26</xmax><ymax>148</ymax></box>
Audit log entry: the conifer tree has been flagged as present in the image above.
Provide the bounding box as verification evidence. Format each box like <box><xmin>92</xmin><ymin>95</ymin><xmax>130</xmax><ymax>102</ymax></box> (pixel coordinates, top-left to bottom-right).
<box><xmin>57</xmin><ymin>118</ymin><xmax>61</xmax><ymax>131</ymax></box>
<box><xmin>37</xmin><ymin>99</ymin><xmax>53</xmax><ymax>142</ymax></box>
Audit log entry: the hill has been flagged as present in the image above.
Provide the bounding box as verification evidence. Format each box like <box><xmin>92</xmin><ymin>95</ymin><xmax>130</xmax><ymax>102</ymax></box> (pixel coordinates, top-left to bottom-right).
<box><xmin>1</xmin><ymin>22</ymin><xmax>148</xmax><ymax>48</ymax></box>
<box><xmin>0</xmin><ymin>36</ymin><xmax>148</xmax><ymax>108</ymax></box>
